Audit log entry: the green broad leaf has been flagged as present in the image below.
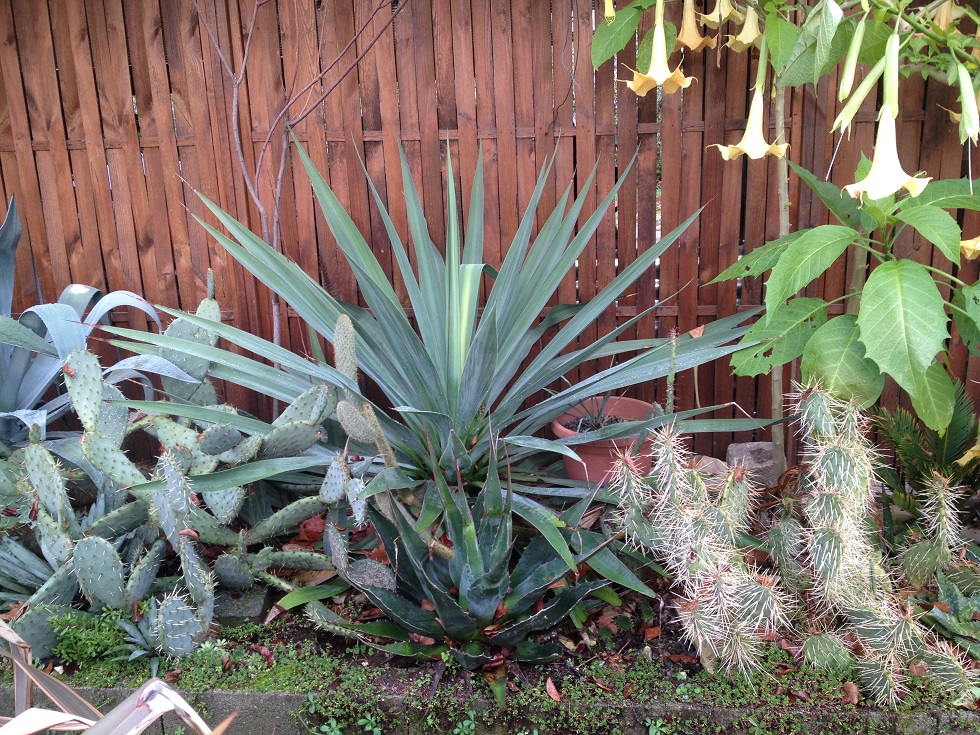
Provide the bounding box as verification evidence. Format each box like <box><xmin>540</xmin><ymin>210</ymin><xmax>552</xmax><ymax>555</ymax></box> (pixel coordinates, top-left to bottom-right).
<box><xmin>766</xmin><ymin>14</ymin><xmax>801</xmax><ymax>73</ymax></box>
<box><xmin>856</xmin><ymin>260</ymin><xmax>949</xmax><ymax>396</ymax></box>
<box><xmin>813</xmin><ymin>0</ymin><xmax>844</xmax><ymax>74</ymax></box>
<box><xmin>732</xmin><ymin>298</ymin><xmax>828</xmax><ymax>377</ymax></box>
<box><xmin>277</xmin><ymin>578</ymin><xmax>350</xmax><ymax>610</ymax></box>
<box><xmin>895</xmin><ymin>205</ymin><xmax>962</xmax><ymax>266</ymax></box>
<box><xmin>857</xmin><ymin>19</ymin><xmax>890</xmax><ymax>66</ymax></box>
<box><xmin>953</xmin><ymin>283</ymin><xmax>980</xmax><ymax>356</ymax></box>
<box><xmin>592</xmin><ymin>7</ymin><xmax>641</xmax><ymax>67</ymax></box>
<box><xmin>903</xmin><ymin>177</ymin><xmax>980</xmax><ymax>211</ymax></box>
<box><xmin>801</xmin><ymin>315</ymin><xmax>883</xmax><ymax>408</ymax></box>
<box><xmin>779</xmin><ymin>18</ymin><xmax>851</xmax><ymax>88</ymax></box>
<box><xmin>709</xmin><ymin>231</ymin><xmax>802</xmax><ymax>284</ymax></box>
<box><xmin>765</xmin><ymin>225</ymin><xmax>858</xmax><ymax>319</ymax></box>
<box><xmin>909</xmin><ymin>362</ymin><xmax>956</xmax><ymax>433</ymax></box>
<box><xmin>787</xmin><ymin>161</ymin><xmax>865</xmax><ymax>228</ymax></box>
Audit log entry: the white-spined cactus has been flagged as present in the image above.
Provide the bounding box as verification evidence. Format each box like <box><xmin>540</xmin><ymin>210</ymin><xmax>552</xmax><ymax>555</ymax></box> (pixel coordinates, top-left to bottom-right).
<box><xmin>612</xmin><ymin>427</ymin><xmax>790</xmax><ymax>676</ymax></box>
<box><xmin>770</xmin><ymin>384</ymin><xmax>973</xmax><ymax>705</ymax></box>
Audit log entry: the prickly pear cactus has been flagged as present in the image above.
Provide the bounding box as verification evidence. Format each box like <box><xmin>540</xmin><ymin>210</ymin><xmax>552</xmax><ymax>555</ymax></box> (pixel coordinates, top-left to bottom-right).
<box><xmin>62</xmin><ymin>350</ymin><xmax>105</xmax><ymax>434</ymax></box>
<box><xmin>154</xmin><ymin>593</ymin><xmax>204</xmax><ymax>656</ymax></box>
<box><xmin>160</xmin><ymin>273</ymin><xmax>221</xmax><ymax>406</ymax></box>
<box><xmin>198</xmin><ymin>424</ymin><xmax>242</xmax><ymax>456</ymax></box>
<box><xmin>73</xmin><ymin>536</ymin><xmax>128</xmax><ymax>611</ymax></box>
<box><xmin>213</xmin><ymin>552</ymin><xmax>253</xmax><ymax>592</ymax></box>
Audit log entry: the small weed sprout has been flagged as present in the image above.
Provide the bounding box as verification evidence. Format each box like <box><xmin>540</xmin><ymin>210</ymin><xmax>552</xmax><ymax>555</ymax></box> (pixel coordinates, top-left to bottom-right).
<box><xmin>452</xmin><ymin>709</ymin><xmax>477</xmax><ymax>735</ymax></box>
<box><xmin>357</xmin><ymin>713</ymin><xmax>382</xmax><ymax>735</ymax></box>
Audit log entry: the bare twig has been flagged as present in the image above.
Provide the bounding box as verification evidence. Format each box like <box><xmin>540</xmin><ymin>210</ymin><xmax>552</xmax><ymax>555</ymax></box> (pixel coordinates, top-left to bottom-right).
<box><xmin>191</xmin><ymin>0</ymin><xmax>414</xmax><ymax>355</ymax></box>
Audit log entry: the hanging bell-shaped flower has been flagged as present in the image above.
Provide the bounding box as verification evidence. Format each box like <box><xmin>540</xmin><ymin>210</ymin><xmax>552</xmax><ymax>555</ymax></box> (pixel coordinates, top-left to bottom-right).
<box><xmin>676</xmin><ymin>0</ymin><xmax>717</xmax><ymax>52</ymax></box>
<box><xmin>712</xmin><ymin>88</ymin><xmax>788</xmax><ymax>160</ymax></box>
<box><xmin>961</xmin><ymin>234</ymin><xmax>980</xmax><ymax>261</ymax></box>
<box><xmin>700</xmin><ymin>0</ymin><xmax>745</xmax><ymax>30</ymax></box>
<box><xmin>727</xmin><ymin>6</ymin><xmax>762</xmax><ymax>52</ymax></box>
<box><xmin>843</xmin><ymin>110</ymin><xmax>931</xmax><ymax>200</ymax></box>
<box><xmin>604</xmin><ymin>0</ymin><xmax>616</xmax><ymax>23</ymax></box>
<box><xmin>955</xmin><ymin>62</ymin><xmax>979</xmax><ymax>145</ymax></box>
<box><xmin>627</xmin><ymin>22</ymin><xmax>694</xmax><ymax>96</ymax></box>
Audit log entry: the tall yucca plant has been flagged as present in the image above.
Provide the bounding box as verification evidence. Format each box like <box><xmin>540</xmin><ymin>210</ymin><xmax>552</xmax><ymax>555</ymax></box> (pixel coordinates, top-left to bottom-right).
<box><xmin>109</xmin><ymin>141</ymin><xmax>756</xmax><ymax>578</ymax></box>
<box><xmin>179</xmin><ymin>139</ymin><xmax>752</xmax><ymax>484</ymax></box>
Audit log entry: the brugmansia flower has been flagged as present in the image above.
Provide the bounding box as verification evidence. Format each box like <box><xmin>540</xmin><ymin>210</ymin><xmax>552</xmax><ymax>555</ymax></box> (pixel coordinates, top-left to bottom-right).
<box><xmin>604</xmin><ymin>0</ymin><xmax>616</xmax><ymax>23</ymax></box>
<box><xmin>727</xmin><ymin>6</ymin><xmax>762</xmax><ymax>52</ymax></box>
<box><xmin>712</xmin><ymin>37</ymin><xmax>785</xmax><ymax>161</ymax></box>
<box><xmin>700</xmin><ymin>0</ymin><xmax>745</xmax><ymax>30</ymax></box>
<box><xmin>627</xmin><ymin>0</ymin><xmax>693</xmax><ymax>96</ymax></box>
<box><xmin>961</xmin><ymin>234</ymin><xmax>980</xmax><ymax>261</ymax></box>
<box><xmin>843</xmin><ymin>111</ymin><xmax>931</xmax><ymax>200</ymax></box>
<box><xmin>844</xmin><ymin>36</ymin><xmax>929</xmax><ymax>200</ymax></box>
<box><xmin>676</xmin><ymin>0</ymin><xmax>717</xmax><ymax>52</ymax></box>
<box><xmin>954</xmin><ymin>62</ymin><xmax>979</xmax><ymax>145</ymax></box>
<box><xmin>713</xmin><ymin>89</ymin><xmax>788</xmax><ymax>160</ymax></box>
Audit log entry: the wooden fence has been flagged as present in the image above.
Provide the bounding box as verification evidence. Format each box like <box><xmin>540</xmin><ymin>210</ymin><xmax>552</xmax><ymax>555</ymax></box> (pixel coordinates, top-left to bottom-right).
<box><xmin>0</xmin><ymin>0</ymin><xmax>975</xmax><ymax>460</ymax></box>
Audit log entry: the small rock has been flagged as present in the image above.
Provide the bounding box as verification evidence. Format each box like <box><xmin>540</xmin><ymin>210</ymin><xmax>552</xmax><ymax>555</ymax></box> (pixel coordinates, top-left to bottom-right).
<box><xmin>214</xmin><ymin>586</ymin><xmax>272</xmax><ymax>628</ymax></box>
<box><xmin>726</xmin><ymin>442</ymin><xmax>777</xmax><ymax>489</ymax></box>
<box><xmin>694</xmin><ymin>455</ymin><xmax>729</xmax><ymax>476</ymax></box>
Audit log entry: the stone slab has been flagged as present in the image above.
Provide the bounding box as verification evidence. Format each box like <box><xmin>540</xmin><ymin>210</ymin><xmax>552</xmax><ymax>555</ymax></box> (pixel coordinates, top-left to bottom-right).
<box><xmin>1</xmin><ymin>684</ymin><xmax>977</xmax><ymax>735</ymax></box>
<box><xmin>213</xmin><ymin>586</ymin><xmax>272</xmax><ymax>628</ymax></box>
<box><xmin>726</xmin><ymin>441</ymin><xmax>778</xmax><ymax>489</ymax></box>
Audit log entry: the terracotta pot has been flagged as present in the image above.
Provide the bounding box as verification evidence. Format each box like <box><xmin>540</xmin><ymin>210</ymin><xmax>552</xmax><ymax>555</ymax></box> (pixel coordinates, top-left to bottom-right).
<box><xmin>550</xmin><ymin>396</ymin><xmax>655</xmax><ymax>483</ymax></box>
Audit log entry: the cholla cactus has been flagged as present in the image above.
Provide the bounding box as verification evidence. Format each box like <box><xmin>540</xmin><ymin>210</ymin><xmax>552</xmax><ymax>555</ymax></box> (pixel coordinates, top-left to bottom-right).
<box><xmin>612</xmin><ymin>427</ymin><xmax>790</xmax><ymax>676</ymax></box>
<box><xmin>777</xmin><ymin>384</ymin><xmax>973</xmax><ymax>705</ymax></box>
<box><xmin>899</xmin><ymin>471</ymin><xmax>967</xmax><ymax>585</ymax></box>
<box><xmin>616</xmin><ymin>385</ymin><xmax>974</xmax><ymax>706</ymax></box>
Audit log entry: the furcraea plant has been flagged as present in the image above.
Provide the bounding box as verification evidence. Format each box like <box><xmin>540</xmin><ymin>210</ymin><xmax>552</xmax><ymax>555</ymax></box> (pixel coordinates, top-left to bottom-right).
<box><xmin>308</xmin><ymin>445</ymin><xmax>613</xmax><ymax>707</ymax></box>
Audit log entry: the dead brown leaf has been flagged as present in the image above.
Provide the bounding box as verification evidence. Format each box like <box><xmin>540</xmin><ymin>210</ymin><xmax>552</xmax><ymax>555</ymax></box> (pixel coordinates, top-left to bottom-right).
<box><xmin>545</xmin><ymin>677</ymin><xmax>562</xmax><ymax>703</ymax></box>
<box><xmin>841</xmin><ymin>682</ymin><xmax>860</xmax><ymax>705</ymax></box>
<box><xmin>591</xmin><ymin>676</ymin><xmax>612</xmax><ymax>693</ymax></box>
<box><xmin>281</xmin><ymin>542</ymin><xmax>316</xmax><ymax>552</ymax></box>
<box><xmin>908</xmin><ymin>660</ymin><xmax>928</xmax><ymax>678</ymax></box>
<box><xmin>595</xmin><ymin>613</ymin><xmax>618</xmax><ymax>635</ymax></box>
<box><xmin>643</xmin><ymin>625</ymin><xmax>662</xmax><ymax>641</ymax></box>
<box><xmin>291</xmin><ymin>570</ymin><xmax>336</xmax><ymax>587</ymax></box>
<box><xmin>666</xmin><ymin>652</ymin><xmax>699</xmax><ymax>665</ymax></box>
<box><xmin>298</xmin><ymin>515</ymin><xmax>326</xmax><ymax>542</ymax></box>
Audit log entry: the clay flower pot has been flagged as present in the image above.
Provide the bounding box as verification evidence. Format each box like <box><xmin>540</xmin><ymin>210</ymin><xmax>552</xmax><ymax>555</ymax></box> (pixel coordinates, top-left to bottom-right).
<box><xmin>550</xmin><ymin>396</ymin><xmax>656</xmax><ymax>483</ymax></box>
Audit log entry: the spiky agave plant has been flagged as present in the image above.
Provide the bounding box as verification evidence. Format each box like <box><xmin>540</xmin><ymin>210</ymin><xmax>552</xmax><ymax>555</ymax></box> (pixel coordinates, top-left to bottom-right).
<box><xmin>308</xmin><ymin>445</ymin><xmax>612</xmax><ymax>706</ymax></box>
<box><xmin>612</xmin><ymin>427</ymin><xmax>790</xmax><ymax>675</ymax></box>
